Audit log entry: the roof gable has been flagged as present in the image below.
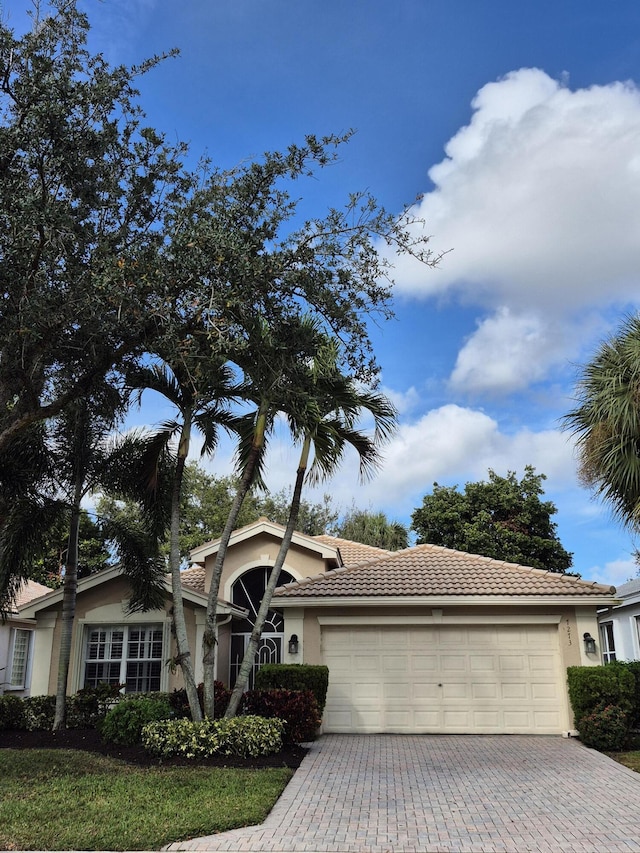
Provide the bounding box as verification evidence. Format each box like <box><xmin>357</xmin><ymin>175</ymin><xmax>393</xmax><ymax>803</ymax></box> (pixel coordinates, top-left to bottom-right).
<box><xmin>274</xmin><ymin>542</ymin><xmax>616</xmax><ymax>600</ymax></box>
<box><xmin>189</xmin><ymin>518</ymin><xmax>342</xmax><ymax>566</ymax></box>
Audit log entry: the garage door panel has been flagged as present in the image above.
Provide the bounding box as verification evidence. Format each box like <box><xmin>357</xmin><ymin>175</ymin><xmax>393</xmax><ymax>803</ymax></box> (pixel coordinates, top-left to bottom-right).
<box><xmin>469</xmin><ymin>654</ymin><xmax>496</xmax><ymax>672</ymax></box>
<box><xmin>353</xmin><ymin>682</ymin><xmax>380</xmax><ymax>700</ymax></box>
<box><xmin>441</xmin><ymin>655</ymin><xmax>466</xmax><ymax>672</ymax></box>
<box><xmin>353</xmin><ymin>654</ymin><xmax>379</xmax><ymax>672</ymax></box>
<box><xmin>382</xmin><ymin>654</ymin><xmax>409</xmax><ymax>672</ymax></box>
<box><xmin>501</xmin><ymin>682</ymin><xmax>528</xmax><ymax>700</ymax></box>
<box><xmin>531</xmin><ymin>682</ymin><xmax>558</xmax><ymax>699</ymax></box>
<box><xmin>472</xmin><ymin>682</ymin><xmax>498</xmax><ymax>699</ymax></box>
<box><xmin>443</xmin><ymin>682</ymin><xmax>468</xmax><ymax>699</ymax></box>
<box><xmin>322</xmin><ymin>624</ymin><xmax>564</xmax><ymax>734</ymax></box>
<box><xmin>413</xmin><ymin>682</ymin><xmax>440</xmax><ymax>699</ymax></box>
<box><xmin>529</xmin><ymin>654</ymin><xmax>556</xmax><ymax>673</ymax></box>
<box><xmin>411</xmin><ymin>654</ymin><xmax>438</xmax><ymax>671</ymax></box>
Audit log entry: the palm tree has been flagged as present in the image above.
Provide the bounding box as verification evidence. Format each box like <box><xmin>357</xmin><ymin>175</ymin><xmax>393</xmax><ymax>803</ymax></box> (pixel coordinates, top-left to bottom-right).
<box><xmin>127</xmin><ymin>353</ymin><xmax>238</xmax><ymax>721</ymax></box>
<box><xmin>564</xmin><ymin>314</ymin><xmax>640</xmax><ymax>528</ymax></box>
<box><xmin>0</xmin><ymin>425</ymin><xmax>63</xmax><ymax>614</ymax></box>
<box><xmin>224</xmin><ymin>336</ymin><xmax>396</xmax><ymax>717</ymax></box>
<box><xmin>201</xmin><ymin>314</ymin><xmax>336</xmax><ymax>717</ymax></box>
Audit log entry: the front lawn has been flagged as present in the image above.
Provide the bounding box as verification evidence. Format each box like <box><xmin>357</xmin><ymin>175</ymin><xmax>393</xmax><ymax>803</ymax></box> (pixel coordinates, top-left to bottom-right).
<box><xmin>609</xmin><ymin>749</ymin><xmax>640</xmax><ymax>774</ymax></box>
<box><xmin>0</xmin><ymin>748</ymin><xmax>292</xmax><ymax>851</ymax></box>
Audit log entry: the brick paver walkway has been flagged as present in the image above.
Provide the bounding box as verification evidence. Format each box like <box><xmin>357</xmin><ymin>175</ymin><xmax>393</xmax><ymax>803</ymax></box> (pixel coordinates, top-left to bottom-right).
<box><xmin>164</xmin><ymin>734</ymin><xmax>640</xmax><ymax>852</ymax></box>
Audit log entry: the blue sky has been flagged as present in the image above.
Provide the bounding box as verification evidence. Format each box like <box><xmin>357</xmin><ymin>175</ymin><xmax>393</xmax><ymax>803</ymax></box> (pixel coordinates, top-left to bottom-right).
<box><xmin>6</xmin><ymin>0</ymin><xmax>640</xmax><ymax>585</ymax></box>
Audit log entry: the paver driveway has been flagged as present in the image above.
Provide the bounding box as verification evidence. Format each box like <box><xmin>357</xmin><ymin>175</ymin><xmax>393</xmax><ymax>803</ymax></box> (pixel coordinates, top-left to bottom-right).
<box><xmin>165</xmin><ymin>734</ymin><xmax>640</xmax><ymax>853</ymax></box>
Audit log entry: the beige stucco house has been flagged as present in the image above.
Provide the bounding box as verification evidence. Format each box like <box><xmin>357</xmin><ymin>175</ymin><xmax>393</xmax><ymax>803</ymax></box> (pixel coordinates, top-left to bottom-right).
<box><xmin>19</xmin><ymin>517</ymin><xmax>617</xmax><ymax>734</ymax></box>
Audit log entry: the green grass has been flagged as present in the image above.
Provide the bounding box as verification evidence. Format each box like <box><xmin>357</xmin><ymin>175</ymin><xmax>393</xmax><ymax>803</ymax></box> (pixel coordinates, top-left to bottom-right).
<box><xmin>609</xmin><ymin>749</ymin><xmax>640</xmax><ymax>773</ymax></box>
<box><xmin>0</xmin><ymin>748</ymin><xmax>292</xmax><ymax>850</ymax></box>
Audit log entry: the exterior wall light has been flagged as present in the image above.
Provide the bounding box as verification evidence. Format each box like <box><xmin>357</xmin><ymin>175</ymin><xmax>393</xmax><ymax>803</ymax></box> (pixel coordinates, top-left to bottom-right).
<box><xmin>288</xmin><ymin>634</ymin><xmax>299</xmax><ymax>655</ymax></box>
<box><xmin>583</xmin><ymin>632</ymin><xmax>597</xmax><ymax>655</ymax></box>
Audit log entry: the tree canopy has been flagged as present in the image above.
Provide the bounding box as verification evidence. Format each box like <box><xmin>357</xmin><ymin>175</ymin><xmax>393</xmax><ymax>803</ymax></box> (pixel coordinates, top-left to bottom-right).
<box><xmin>410</xmin><ymin>466</ymin><xmax>573</xmax><ymax>573</ymax></box>
<box><xmin>0</xmin><ymin>1</ymin><xmax>438</xmax><ymax>721</ymax></box>
<box><xmin>335</xmin><ymin>508</ymin><xmax>409</xmax><ymax>550</ymax></box>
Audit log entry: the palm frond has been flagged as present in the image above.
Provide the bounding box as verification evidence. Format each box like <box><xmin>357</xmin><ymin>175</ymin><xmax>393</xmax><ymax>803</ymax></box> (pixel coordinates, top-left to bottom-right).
<box><xmin>0</xmin><ymin>497</ymin><xmax>67</xmax><ymax>615</ymax></box>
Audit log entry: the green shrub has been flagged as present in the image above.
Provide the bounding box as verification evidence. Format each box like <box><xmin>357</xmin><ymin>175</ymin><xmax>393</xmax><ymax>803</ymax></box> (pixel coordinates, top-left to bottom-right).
<box><xmin>256</xmin><ymin>664</ymin><xmax>329</xmax><ymax>716</ymax></box>
<box><xmin>0</xmin><ymin>694</ymin><xmax>27</xmax><ymax>731</ymax></box>
<box><xmin>616</xmin><ymin>661</ymin><xmax>640</xmax><ymax>729</ymax></box>
<box><xmin>66</xmin><ymin>683</ymin><xmax>123</xmax><ymax>728</ymax></box>
<box><xmin>142</xmin><ymin>715</ymin><xmax>284</xmax><ymax>758</ymax></box>
<box><xmin>567</xmin><ymin>665</ymin><xmax>634</xmax><ymax>726</ymax></box>
<box><xmin>23</xmin><ymin>695</ymin><xmax>56</xmax><ymax>730</ymax></box>
<box><xmin>169</xmin><ymin>681</ymin><xmax>230</xmax><ymax>719</ymax></box>
<box><xmin>241</xmin><ymin>688</ymin><xmax>321</xmax><ymax>744</ymax></box>
<box><xmin>100</xmin><ymin>696</ymin><xmax>172</xmax><ymax>745</ymax></box>
<box><xmin>579</xmin><ymin>703</ymin><xmax>630</xmax><ymax>751</ymax></box>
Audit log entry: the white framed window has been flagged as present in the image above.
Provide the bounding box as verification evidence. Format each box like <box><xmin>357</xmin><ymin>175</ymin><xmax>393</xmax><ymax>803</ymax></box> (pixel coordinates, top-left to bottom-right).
<box><xmin>83</xmin><ymin>625</ymin><xmax>163</xmax><ymax>693</ymax></box>
<box><xmin>600</xmin><ymin>621</ymin><xmax>616</xmax><ymax>663</ymax></box>
<box><xmin>8</xmin><ymin>628</ymin><xmax>33</xmax><ymax>690</ymax></box>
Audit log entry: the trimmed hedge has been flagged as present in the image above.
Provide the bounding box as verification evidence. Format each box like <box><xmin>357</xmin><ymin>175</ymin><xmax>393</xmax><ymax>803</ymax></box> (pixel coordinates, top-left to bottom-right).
<box><xmin>1</xmin><ymin>684</ymin><xmax>124</xmax><ymax>731</ymax></box>
<box><xmin>616</xmin><ymin>661</ymin><xmax>640</xmax><ymax>729</ymax></box>
<box><xmin>142</xmin><ymin>715</ymin><xmax>284</xmax><ymax>758</ymax></box>
<box><xmin>255</xmin><ymin>664</ymin><xmax>329</xmax><ymax>716</ymax></box>
<box><xmin>241</xmin><ymin>688</ymin><xmax>320</xmax><ymax>744</ymax></box>
<box><xmin>567</xmin><ymin>665</ymin><xmax>634</xmax><ymax>725</ymax></box>
<box><xmin>0</xmin><ymin>694</ymin><xmax>27</xmax><ymax>731</ymax></box>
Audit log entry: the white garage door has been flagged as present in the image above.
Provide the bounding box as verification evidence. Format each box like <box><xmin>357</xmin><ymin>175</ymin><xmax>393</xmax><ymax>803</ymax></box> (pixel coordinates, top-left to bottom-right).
<box><xmin>322</xmin><ymin>623</ymin><xmax>564</xmax><ymax>734</ymax></box>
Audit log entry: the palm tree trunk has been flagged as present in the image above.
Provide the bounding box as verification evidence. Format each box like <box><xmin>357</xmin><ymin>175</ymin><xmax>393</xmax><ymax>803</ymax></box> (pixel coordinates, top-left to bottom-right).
<box><xmin>202</xmin><ymin>402</ymin><xmax>268</xmax><ymax>718</ymax></box>
<box><xmin>53</xmin><ymin>471</ymin><xmax>83</xmax><ymax>731</ymax></box>
<box><xmin>225</xmin><ymin>436</ymin><xmax>310</xmax><ymax>718</ymax></box>
<box><xmin>170</xmin><ymin>412</ymin><xmax>202</xmax><ymax>721</ymax></box>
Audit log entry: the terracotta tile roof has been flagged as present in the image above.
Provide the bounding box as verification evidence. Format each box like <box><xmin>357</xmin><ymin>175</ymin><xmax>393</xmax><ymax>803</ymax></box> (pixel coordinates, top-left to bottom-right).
<box><xmin>178</xmin><ymin>566</ymin><xmax>206</xmax><ymax>593</ymax></box>
<box><xmin>14</xmin><ymin>579</ymin><xmax>54</xmax><ymax>609</ymax></box>
<box><xmin>274</xmin><ymin>543</ymin><xmax>616</xmax><ymax>598</ymax></box>
<box><xmin>312</xmin><ymin>535</ymin><xmax>390</xmax><ymax>566</ymax></box>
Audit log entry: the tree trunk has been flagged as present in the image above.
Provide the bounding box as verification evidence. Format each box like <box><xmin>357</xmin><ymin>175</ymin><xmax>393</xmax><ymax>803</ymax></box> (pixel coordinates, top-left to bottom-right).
<box><xmin>53</xmin><ymin>472</ymin><xmax>83</xmax><ymax>731</ymax></box>
<box><xmin>225</xmin><ymin>436</ymin><xmax>310</xmax><ymax>718</ymax></box>
<box><xmin>202</xmin><ymin>402</ymin><xmax>268</xmax><ymax>718</ymax></box>
<box><xmin>169</xmin><ymin>412</ymin><xmax>202</xmax><ymax>722</ymax></box>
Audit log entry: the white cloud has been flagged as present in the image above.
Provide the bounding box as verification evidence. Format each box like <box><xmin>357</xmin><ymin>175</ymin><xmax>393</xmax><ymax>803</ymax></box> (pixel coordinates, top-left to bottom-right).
<box><xmin>586</xmin><ymin>557</ymin><xmax>637</xmax><ymax>588</ymax></box>
<box><xmin>449</xmin><ymin>307</ymin><xmax>566</xmax><ymax>395</ymax></box>
<box><xmin>273</xmin><ymin>403</ymin><xmax>577</xmax><ymax>520</ymax></box>
<box><xmin>389</xmin><ymin>68</ymin><xmax>640</xmax><ymax>394</ymax></box>
<box><xmin>399</xmin><ymin>68</ymin><xmax>640</xmax><ymax>310</ymax></box>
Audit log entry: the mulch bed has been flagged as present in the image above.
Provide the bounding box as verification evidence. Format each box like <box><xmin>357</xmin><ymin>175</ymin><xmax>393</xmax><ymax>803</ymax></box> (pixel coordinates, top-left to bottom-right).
<box><xmin>0</xmin><ymin>727</ymin><xmax>307</xmax><ymax>769</ymax></box>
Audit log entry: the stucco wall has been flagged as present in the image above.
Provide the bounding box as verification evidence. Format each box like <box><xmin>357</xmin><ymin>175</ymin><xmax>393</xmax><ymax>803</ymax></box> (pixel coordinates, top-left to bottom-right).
<box><xmin>205</xmin><ymin>532</ymin><xmax>332</xmax><ymax>601</ymax></box>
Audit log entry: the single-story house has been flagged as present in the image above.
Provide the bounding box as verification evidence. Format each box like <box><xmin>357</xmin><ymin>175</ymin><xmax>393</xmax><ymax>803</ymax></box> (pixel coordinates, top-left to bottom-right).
<box><xmin>19</xmin><ymin>517</ymin><xmax>617</xmax><ymax>734</ymax></box>
<box><xmin>1</xmin><ymin>579</ymin><xmax>52</xmax><ymax>697</ymax></box>
<box><xmin>597</xmin><ymin>578</ymin><xmax>640</xmax><ymax>663</ymax></box>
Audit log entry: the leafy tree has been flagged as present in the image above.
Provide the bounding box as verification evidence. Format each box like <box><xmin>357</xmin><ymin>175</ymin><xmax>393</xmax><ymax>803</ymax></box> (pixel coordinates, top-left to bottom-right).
<box><xmin>335</xmin><ymin>508</ymin><xmax>409</xmax><ymax>550</ymax></box>
<box><xmin>175</xmin><ymin>466</ymin><xmax>263</xmax><ymax>554</ymax></box>
<box><xmin>256</xmin><ymin>489</ymin><xmax>339</xmax><ymax>536</ymax></box>
<box><xmin>0</xmin><ymin>1</ymin><xmax>186</xmax><ymax>453</ymax></box>
<box><xmin>411</xmin><ymin>466</ymin><xmax>573</xmax><ymax>573</ymax></box>
<box><xmin>32</xmin><ymin>511</ymin><xmax>110</xmax><ymax>587</ymax></box>
<box><xmin>563</xmin><ymin>314</ymin><xmax>640</xmax><ymax>529</ymax></box>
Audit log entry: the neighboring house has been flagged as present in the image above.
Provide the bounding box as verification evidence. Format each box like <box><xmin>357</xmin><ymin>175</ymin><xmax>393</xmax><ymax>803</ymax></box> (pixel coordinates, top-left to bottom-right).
<box><xmin>20</xmin><ymin>517</ymin><xmax>616</xmax><ymax>734</ymax></box>
<box><xmin>597</xmin><ymin>578</ymin><xmax>640</xmax><ymax>663</ymax></box>
<box><xmin>0</xmin><ymin>579</ymin><xmax>53</xmax><ymax>697</ymax></box>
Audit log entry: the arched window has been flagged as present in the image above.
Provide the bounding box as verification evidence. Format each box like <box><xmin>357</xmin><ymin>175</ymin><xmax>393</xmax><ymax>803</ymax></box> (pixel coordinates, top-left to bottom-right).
<box><xmin>230</xmin><ymin>566</ymin><xmax>295</xmax><ymax>688</ymax></box>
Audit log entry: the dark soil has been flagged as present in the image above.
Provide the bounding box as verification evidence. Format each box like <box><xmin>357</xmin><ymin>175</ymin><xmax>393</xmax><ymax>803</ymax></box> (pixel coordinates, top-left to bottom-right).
<box><xmin>0</xmin><ymin>727</ymin><xmax>307</xmax><ymax>769</ymax></box>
